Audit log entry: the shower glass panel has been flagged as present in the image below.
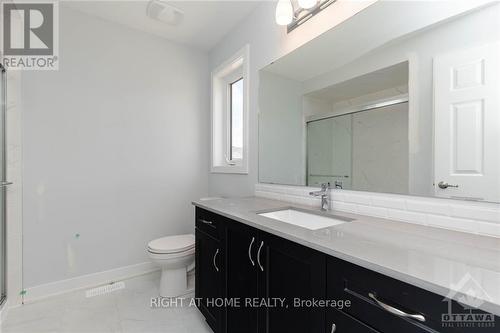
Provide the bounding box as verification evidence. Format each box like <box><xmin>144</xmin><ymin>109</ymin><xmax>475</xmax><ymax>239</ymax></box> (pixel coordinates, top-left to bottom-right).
<box><xmin>306</xmin><ymin>103</ymin><xmax>409</xmax><ymax>193</ymax></box>
<box><xmin>0</xmin><ymin>64</ymin><xmax>6</xmax><ymax>304</ymax></box>
<box><xmin>307</xmin><ymin>114</ymin><xmax>352</xmax><ymax>188</ymax></box>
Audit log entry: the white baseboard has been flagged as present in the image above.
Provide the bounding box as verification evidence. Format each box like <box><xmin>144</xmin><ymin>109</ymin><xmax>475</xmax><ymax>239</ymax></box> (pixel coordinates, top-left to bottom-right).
<box><xmin>22</xmin><ymin>262</ymin><xmax>159</xmax><ymax>304</ymax></box>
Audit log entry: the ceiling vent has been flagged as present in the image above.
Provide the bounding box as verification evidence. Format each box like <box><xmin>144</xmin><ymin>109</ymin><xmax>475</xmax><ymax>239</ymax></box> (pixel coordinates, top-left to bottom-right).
<box><xmin>146</xmin><ymin>0</ymin><xmax>184</xmax><ymax>26</ymax></box>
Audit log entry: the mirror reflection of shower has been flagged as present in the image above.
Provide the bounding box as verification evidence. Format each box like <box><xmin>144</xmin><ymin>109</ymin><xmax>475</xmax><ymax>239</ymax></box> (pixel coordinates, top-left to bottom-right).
<box><xmin>306</xmin><ymin>99</ymin><xmax>409</xmax><ymax>194</ymax></box>
<box><xmin>304</xmin><ymin>62</ymin><xmax>409</xmax><ymax>193</ymax></box>
<box><xmin>259</xmin><ymin>61</ymin><xmax>410</xmax><ymax>194</ymax></box>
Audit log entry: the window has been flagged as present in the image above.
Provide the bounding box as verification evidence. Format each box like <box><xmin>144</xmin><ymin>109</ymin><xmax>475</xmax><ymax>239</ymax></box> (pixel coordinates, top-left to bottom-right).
<box><xmin>229</xmin><ymin>78</ymin><xmax>243</xmax><ymax>161</ymax></box>
<box><xmin>211</xmin><ymin>45</ymin><xmax>249</xmax><ymax>173</ymax></box>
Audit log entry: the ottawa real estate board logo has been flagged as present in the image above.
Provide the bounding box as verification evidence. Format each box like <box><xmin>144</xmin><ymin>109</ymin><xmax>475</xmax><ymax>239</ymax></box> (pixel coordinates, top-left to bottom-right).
<box><xmin>442</xmin><ymin>273</ymin><xmax>495</xmax><ymax>329</ymax></box>
<box><xmin>1</xmin><ymin>1</ymin><xmax>59</xmax><ymax>70</ymax></box>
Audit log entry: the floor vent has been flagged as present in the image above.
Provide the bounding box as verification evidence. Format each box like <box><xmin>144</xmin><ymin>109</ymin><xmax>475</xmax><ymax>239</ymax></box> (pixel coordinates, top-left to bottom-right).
<box><xmin>85</xmin><ymin>281</ymin><xmax>125</xmax><ymax>298</ymax></box>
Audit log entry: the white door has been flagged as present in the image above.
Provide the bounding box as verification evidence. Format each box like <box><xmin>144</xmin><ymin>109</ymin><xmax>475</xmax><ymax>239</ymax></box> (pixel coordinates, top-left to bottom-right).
<box><xmin>434</xmin><ymin>42</ymin><xmax>500</xmax><ymax>201</ymax></box>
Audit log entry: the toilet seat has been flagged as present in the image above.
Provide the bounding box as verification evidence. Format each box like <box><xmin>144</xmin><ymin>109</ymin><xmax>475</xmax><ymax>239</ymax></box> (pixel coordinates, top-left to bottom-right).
<box><xmin>147</xmin><ymin>234</ymin><xmax>195</xmax><ymax>254</ymax></box>
<box><xmin>147</xmin><ymin>247</ymin><xmax>195</xmax><ymax>262</ymax></box>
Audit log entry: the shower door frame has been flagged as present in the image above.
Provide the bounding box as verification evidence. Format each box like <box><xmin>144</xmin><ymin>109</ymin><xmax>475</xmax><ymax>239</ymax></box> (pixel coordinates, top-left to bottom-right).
<box><xmin>0</xmin><ymin>63</ymin><xmax>7</xmax><ymax>306</ymax></box>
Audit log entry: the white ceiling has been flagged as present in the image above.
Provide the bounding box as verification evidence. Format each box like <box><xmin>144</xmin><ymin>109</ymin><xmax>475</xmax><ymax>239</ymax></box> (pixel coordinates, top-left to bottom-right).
<box><xmin>62</xmin><ymin>1</ymin><xmax>262</xmax><ymax>51</ymax></box>
<box><xmin>306</xmin><ymin>61</ymin><xmax>408</xmax><ymax>103</ymax></box>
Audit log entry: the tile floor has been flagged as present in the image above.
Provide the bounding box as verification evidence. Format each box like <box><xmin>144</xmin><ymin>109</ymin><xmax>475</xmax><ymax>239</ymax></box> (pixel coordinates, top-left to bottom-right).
<box><xmin>1</xmin><ymin>272</ymin><xmax>212</xmax><ymax>333</ymax></box>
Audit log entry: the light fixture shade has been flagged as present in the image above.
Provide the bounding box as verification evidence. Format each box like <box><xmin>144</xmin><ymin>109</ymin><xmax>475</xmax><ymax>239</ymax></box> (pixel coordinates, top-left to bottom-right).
<box><xmin>275</xmin><ymin>0</ymin><xmax>293</xmax><ymax>26</ymax></box>
<box><xmin>298</xmin><ymin>0</ymin><xmax>317</xmax><ymax>9</ymax></box>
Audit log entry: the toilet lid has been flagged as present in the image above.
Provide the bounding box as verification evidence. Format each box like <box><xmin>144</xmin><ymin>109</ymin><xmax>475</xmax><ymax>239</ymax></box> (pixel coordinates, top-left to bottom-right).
<box><xmin>147</xmin><ymin>234</ymin><xmax>195</xmax><ymax>254</ymax></box>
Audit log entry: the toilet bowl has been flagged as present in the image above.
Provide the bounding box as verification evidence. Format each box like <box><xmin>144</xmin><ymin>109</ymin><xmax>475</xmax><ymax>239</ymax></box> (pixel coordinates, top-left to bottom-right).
<box><xmin>147</xmin><ymin>234</ymin><xmax>195</xmax><ymax>297</ymax></box>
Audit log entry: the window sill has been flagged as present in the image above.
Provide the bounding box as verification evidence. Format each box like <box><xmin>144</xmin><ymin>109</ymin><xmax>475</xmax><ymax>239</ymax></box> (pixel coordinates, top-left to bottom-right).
<box><xmin>210</xmin><ymin>165</ymin><xmax>248</xmax><ymax>174</ymax></box>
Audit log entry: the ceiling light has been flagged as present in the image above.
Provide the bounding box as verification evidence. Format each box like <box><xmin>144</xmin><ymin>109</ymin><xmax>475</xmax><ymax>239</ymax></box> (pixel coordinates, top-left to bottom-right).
<box><xmin>275</xmin><ymin>0</ymin><xmax>294</xmax><ymax>26</ymax></box>
<box><xmin>298</xmin><ymin>0</ymin><xmax>317</xmax><ymax>9</ymax></box>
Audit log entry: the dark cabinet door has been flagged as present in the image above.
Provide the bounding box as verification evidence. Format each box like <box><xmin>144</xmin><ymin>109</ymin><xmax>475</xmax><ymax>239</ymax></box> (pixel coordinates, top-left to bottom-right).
<box><xmin>258</xmin><ymin>232</ymin><xmax>326</xmax><ymax>333</ymax></box>
<box><xmin>196</xmin><ymin>228</ymin><xmax>224</xmax><ymax>332</ymax></box>
<box><xmin>225</xmin><ymin>222</ymin><xmax>260</xmax><ymax>333</ymax></box>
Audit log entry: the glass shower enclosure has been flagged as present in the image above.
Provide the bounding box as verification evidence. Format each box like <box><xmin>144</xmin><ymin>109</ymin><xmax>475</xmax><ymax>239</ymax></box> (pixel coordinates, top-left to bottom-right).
<box><xmin>0</xmin><ymin>63</ymin><xmax>7</xmax><ymax>305</ymax></box>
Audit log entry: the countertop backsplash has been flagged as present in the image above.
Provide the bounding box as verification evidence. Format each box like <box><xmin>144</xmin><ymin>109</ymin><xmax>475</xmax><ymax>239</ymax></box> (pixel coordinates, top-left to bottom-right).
<box><xmin>255</xmin><ymin>183</ymin><xmax>500</xmax><ymax>238</ymax></box>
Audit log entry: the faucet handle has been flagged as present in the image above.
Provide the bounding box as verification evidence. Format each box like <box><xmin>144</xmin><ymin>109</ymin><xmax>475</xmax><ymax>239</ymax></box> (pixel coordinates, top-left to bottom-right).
<box><xmin>320</xmin><ymin>182</ymin><xmax>330</xmax><ymax>191</ymax></box>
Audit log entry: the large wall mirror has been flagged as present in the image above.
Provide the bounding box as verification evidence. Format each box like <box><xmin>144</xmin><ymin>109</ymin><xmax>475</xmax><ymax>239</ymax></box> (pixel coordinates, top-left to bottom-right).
<box><xmin>258</xmin><ymin>1</ymin><xmax>500</xmax><ymax>203</ymax></box>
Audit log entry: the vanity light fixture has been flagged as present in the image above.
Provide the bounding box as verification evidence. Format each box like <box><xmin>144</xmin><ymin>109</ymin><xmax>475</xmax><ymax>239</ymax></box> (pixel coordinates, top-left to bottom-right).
<box><xmin>298</xmin><ymin>0</ymin><xmax>317</xmax><ymax>9</ymax></box>
<box><xmin>275</xmin><ymin>0</ymin><xmax>294</xmax><ymax>26</ymax></box>
<box><xmin>276</xmin><ymin>0</ymin><xmax>337</xmax><ymax>33</ymax></box>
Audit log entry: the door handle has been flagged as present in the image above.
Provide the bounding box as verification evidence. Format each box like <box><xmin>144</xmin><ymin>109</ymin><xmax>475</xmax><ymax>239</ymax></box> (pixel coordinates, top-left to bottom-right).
<box><xmin>248</xmin><ymin>237</ymin><xmax>255</xmax><ymax>266</ymax></box>
<box><xmin>368</xmin><ymin>292</ymin><xmax>425</xmax><ymax>322</ymax></box>
<box><xmin>257</xmin><ymin>241</ymin><xmax>264</xmax><ymax>272</ymax></box>
<box><xmin>330</xmin><ymin>323</ymin><xmax>336</xmax><ymax>333</ymax></box>
<box><xmin>199</xmin><ymin>219</ymin><xmax>213</xmax><ymax>225</ymax></box>
<box><xmin>438</xmin><ymin>181</ymin><xmax>459</xmax><ymax>189</ymax></box>
<box><xmin>0</xmin><ymin>181</ymin><xmax>13</xmax><ymax>188</ymax></box>
<box><xmin>213</xmin><ymin>249</ymin><xmax>219</xmax><ymax>272</ymax></box>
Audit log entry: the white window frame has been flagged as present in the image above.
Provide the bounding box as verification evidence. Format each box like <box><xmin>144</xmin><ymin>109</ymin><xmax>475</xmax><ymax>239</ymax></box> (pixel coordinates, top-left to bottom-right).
<box><xmin>211</xmin><ymin>45</ymin><xmax>249</xmax><ymax>174</ymax></box>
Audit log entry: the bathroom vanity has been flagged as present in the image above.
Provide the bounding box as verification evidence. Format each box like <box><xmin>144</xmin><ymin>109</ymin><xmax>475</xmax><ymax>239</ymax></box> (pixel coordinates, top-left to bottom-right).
<box><xmin>3</xmin><ymin>1</ymin><xmax>499</xmax><ymax>332</ymax></box>
<box><xmin>193</xmin><ymin>198</ymin><xmax>500</xmax><ymax>333</ymax></box>
<box><xmin>196</xmin><ymin>5</ymin><xmax>500</xmax><ymax>332</ymax></box>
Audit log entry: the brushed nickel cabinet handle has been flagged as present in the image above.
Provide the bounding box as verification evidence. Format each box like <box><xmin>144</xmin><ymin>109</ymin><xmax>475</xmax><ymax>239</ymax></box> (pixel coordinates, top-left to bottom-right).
<box><xmin>248</xmin><ymin>237</ymin><xmax>255</xmax><ymax>266</ymax></box>
<box><xmin>257</xmin><ymin>241</ymin><xmax>264</xmax><ymax>272</ymax></box>
<box><xmin>330</xmin><ymin>323</ymin><xmax>336</xmax><ymax>333</ymax></box>
<box><xmin>213</xmin><ymin>249</ymin><xmax>219</xmax><ymax>272</ymax></box>
<box><xmin>199</xmin><ymin>219</ymin><xmax>213</xmax><ymax>225</ymax></box>
<box><xmin>368</xmin><ymin>293</ymin><xmax>425</xmax><ymax>322</ymax></box>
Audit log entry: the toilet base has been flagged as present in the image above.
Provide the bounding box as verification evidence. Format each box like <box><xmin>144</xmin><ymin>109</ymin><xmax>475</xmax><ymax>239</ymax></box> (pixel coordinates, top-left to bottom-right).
<box><xmin>160</xmin><ymin>266</ymin><xmax>189</xmax><ymax>297</ymax></box>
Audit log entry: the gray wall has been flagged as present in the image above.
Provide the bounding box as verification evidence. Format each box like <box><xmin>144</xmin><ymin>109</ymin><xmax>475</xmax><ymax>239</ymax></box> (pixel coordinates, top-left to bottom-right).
<box><xmin>22</xmin><ymin>7</ymin><xmax>209</xmax><ymax>288</ymax></box>
<box><xmin>259</xmin><ymin>71</ymin><xmax>305</xmax><ymax>185</ymax></box>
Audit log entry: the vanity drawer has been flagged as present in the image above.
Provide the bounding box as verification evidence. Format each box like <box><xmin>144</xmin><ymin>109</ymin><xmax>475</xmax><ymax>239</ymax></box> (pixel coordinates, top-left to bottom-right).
<box><xmin>196</xmin><ymin>207</ymin><xmax>223</xmax><ymax>239</ymax></box>
<box><xmin>327</xmin><ymin>308</ymin><xmax>381</xmax><ymax>333</ymax></box>
<box><xmin>327</xmin><ymin>256</ymin><xmax>499</xmax><ymax>333</ymax></box>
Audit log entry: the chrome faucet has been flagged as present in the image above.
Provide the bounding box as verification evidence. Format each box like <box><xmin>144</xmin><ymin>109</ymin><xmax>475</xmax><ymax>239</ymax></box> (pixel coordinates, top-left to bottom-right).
<box><xmin>309</xmin><ymin>182</ymin><xmax>330</xmax><ymax>211</ymax></box>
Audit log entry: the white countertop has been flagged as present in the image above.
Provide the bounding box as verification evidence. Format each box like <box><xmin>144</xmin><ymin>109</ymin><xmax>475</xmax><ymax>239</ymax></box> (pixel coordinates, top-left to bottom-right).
<box><xmin>192</xmin><ymin>196</ymin><xmax>500</xmax><ymax>316</ymax></box>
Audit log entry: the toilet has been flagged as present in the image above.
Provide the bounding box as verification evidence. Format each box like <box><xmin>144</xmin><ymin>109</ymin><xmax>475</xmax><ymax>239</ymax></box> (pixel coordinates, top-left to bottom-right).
<box><xmin>147</xmin><ymin>234</ymin><xmax>195</xmax><ymax>297</ymax></box>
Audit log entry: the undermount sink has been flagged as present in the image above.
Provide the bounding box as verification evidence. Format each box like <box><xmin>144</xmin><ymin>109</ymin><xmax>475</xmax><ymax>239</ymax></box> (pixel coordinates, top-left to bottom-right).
<box><xmin>258</xmin><ymin>208</ymin><xmax>353</xmax><ymax>230</ymax></box>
